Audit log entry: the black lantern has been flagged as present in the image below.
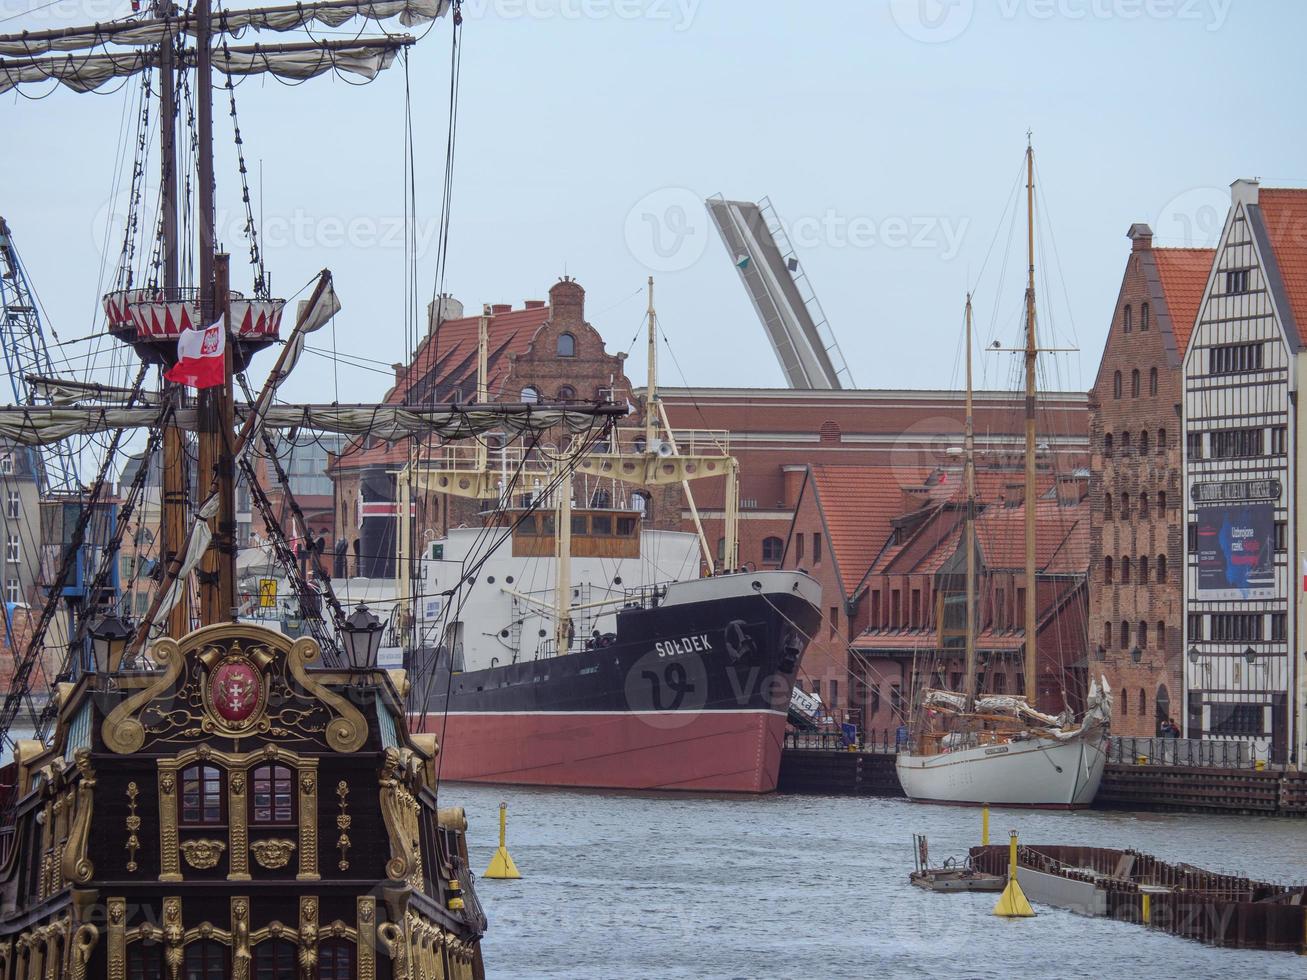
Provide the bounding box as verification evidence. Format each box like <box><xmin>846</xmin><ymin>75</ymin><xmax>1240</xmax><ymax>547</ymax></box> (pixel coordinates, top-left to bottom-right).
<box><xmin>1131</xmin><ymin>647</ymin><xmax>1142</xmax><ymax>664</ymax></box>
<box><xmin>341</xmin><ymin>603</ymin><xmax>383</xmax><ymax>671</ymax></box>
<box><xmin>89</xmin><ymin>613</ymin><xmax>133</xmax><ymax>672</ymax></box>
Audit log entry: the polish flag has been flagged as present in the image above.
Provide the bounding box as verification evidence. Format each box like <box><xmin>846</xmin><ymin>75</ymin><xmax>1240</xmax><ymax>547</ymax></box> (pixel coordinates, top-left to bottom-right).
<box><xmin>164</xmin><ymin>317</ymin><xmax>226</xmax><ymax>389</ymax></box>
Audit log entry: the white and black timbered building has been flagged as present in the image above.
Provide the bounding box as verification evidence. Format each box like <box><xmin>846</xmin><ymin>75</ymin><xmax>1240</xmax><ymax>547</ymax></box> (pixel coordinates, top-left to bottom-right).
<box><xmin>1182</xmin><ymin>179</ymin><xmax>1307</xmax><ymax>764</ymax></box>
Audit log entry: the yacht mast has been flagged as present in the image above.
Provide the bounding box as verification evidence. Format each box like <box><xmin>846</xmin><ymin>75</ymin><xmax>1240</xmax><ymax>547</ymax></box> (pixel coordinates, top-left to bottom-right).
<box><xmin>962</xmin><ymin>294</ymin><xmax>978</xmax><ymax>708</ymax></box>
<box><xmin>1022</xmin><ymin>136</ymin><xmax>1039</xmax><ymax>709</ymax></box>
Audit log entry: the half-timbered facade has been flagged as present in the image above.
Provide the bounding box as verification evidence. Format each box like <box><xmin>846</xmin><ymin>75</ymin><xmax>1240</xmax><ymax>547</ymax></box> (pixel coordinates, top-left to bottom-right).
<box><xmin>1182</xmin><ymin>180</ymin><xmax>1307</xmax><ymax>764</ymax></box>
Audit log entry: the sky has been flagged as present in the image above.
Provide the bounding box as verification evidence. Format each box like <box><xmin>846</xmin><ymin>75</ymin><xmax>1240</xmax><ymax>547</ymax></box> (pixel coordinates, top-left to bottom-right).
<box><xmin>2</xmin><ymin>0</ymin><xmax>1306</xmax><ymax>409</ymax></box>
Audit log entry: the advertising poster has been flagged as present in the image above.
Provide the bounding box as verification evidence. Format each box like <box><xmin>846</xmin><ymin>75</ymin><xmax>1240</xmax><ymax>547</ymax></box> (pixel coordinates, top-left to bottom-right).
<box><xmin>1194</xmin><ymin>499</ymin><xmax>1276</xmax><ymax>599</ymax></box>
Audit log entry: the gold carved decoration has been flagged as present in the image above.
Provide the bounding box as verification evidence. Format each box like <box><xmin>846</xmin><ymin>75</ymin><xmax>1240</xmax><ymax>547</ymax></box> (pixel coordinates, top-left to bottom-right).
<box><xmin>356</xmin><ymin>897</ymin><xmax>376</xmax><ymax>980</ymax></box>
<box><xmin>377</xmin><ymin>921</ymin><xmax>408</xmax><ymax>980</ymax></box>
<box><xmin>69</xmin><ymin>923</ymin><xmax>99</xmax><ymax>980</ymax></box>
<box><xmin>107</xmin><ymin>897</ymin><xmax>126</xmax><ymax>980</ymax></box>
<box><xmin>299</xmin><ymin>897</ymin><xmax>319</xmax><ymax>977</ymax></box>
<box><xmin>379</xmin><ymin>748</ymin><xmax>424</xmax><ymax>889</ymax></box>
<box><xmin>101</xmin><ymin>624</ymin><xmax>367</xmax><ymax>755</ymax></box>
<box><xmin>228</xmin><ymin>766</ymin><xmax>250</xmax><ymax>881</ymax></box>
<box><xmin>250</xmin><ymin>839</ymin><xmax>297</xmax><ymax>869</ymax></box>
<box><xmin>180</xmin><ymin>839</ymin><xmax>227</xmax><ymax>870</ymax></box>
<box><xmin>60</xmin><ymin>748</ymin><xmax>95</xmax><ymax>886</ymax></box>
<box><xmin>231</xmin><ymin>898</ymin><xmax>251</xmax><ymax>980</ymax></box>
<box><xmin>336</xmin><ymin>780</ymin><xmax>352</xmax><ymax>871</ymax></box>
<box><xmin>124</xmin><ymin>782</ymin><xmax>141</xmax><ymax>872</ymax></box>
<box><xmin>297</xmin><ymin>763</ymin><xmax>320</xmax><ymax>881</ymax></box>
<box><xmin>162</xmin><ymin>897</ymin><xmax>184</xmax><ymax>980</ymax></box>
<box><xmin>157</xmin><ymin>764</ymin><xmax>181</xmax><ymax>882</ymax></box>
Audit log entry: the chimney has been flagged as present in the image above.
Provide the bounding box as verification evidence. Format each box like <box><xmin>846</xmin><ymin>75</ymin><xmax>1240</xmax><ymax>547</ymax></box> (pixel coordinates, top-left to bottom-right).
<box><xmin>425</xmin><ymin>294</ymin><xmax>464</xmax><ymax>334</ymax></box>
<box><xmin>1231</xmin><ymin>178</ymin><xmax>1259</xmax><ymax>207</ymax></box>
<box><xmin>1004</xmin><ymin>482</ymin><xmax>1025</xmax><ymax>508</ymax></box>
<box><xmin>1127</xmin><ymin>223</ymin><xmax>1153</xmax><ymax>252</ymax></box>
<box><xmin>491</xmin><ymin>303</ymin><xmax>513</xmax><ymax>314</ymax></box>
<box><xmin>524</xmin><ymin>299</ymin><xmax>546</xmax><ymax>310</ymax></box>
<box><xmin>393</xmin><ymin>363</ymin><xmax>407</xmax><ymax>386</ymax></box>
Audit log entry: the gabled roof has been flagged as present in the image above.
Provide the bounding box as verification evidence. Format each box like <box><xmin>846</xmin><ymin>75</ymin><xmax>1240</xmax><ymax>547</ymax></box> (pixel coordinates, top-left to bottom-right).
<box><xmin>1255</xmin><ymin>188</ymin><xmax>1307</xmax><ymax>345</ymax></box>
<box><xmin>1153</xmin><ymin>247</ymin><xmax>1216</xmax><ymax>354</ymax></box>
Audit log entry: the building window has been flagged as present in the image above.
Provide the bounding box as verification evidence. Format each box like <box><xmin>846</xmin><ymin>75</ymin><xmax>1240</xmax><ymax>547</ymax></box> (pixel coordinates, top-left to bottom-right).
<box><xmin>633</xmin><ymin>492</ymin><xmax>651</xmax><ymax>519</ymax></box>
<box><xmin>1113</xmin><ymin>371</ymin><xmax>1122</xmax><ymax>399</ymax></box>
<box><xmin>1149</xmin><ymin>367</ymin><xmax>1158</xmax><ymax>396</ymax></box>
<box><xmin>250</xmin><ymin>764</ymin><xmax>295</xmax><ymax>825</ymax></box>
<box><xmin>1210</xmin><ymin>703</ymin><xmax>1262</xmax><ymax>737</ymax></box>
<box><xmin>1139</xmin><ymin>430</ymin><xmax>1150</xmax><ymax>455</ymax></box>
<box><xmin>557</xmin><ymin>385</ymin><xmax>576</xmax><ymax>401</ymax></box>
<box><xmin>829</xmin><ymin>606</ymin><xmax>839</xmax><ymax>639</ymax></box>
<box><xmin>891</xmin><ymin>589</ymin><xmax>901</xmax><ymax>628</ymax></box>
<box><xmin>761</xmin><ymin>537</ymin><xmax>783</xmax><ymax>564</ymax></box>
<box><xmin>318</xmin><ymin>939</ymin><xmax>355</xmax><ymax>980</ymax></box>
<box><xmin>795</xmin><ymin>534</ymin><xmax>804</xmax><ymax>563</ymax></box>
<box><xmin>1186</xmin><ymin>432</ymin><xmax>1203</xmax><ymax>460</ymax></box>
<box><xmin>871</xmin><ymin>589</ymin><xmax>881</xmax><ymax>628</ymax></box>
<box><xmin>1139</xmin><ymin>556</ymin><xmax>1150</xmax><ymax>582</ymax></box>
<box><xmin>1138</xmin><ymin>621</ymin><xmax>1148</xmax><ymax>648</ymax></box>
<box><xmin>1158</xmin><ymin>491</ymin><xmax>1167</xmax><ymax>512</ymax></box>
<box><xmin>1141</xmin><ymin>302</ymin><xmax>1150</xmax><ymax>330</ymax></box>
<box><xmin>180</xmin><ymin>764</ymin><xmax>224</xmax><ymax>826</ymax></box>
<box><xmin>556</xmin><ymin>332</ymin><xmax>576</xmax><ymax>357</ymax></box>
<box><xmin>1103</xmin><ymin>621</ymin><xmax>1112</xmax><ymax>648</ymax></box>
<box><xmin>1210</xmin><ymin>427</ymin><xmax>1263</xmax><ymax>459</ymax></box>
<box><xmin>1139</xmin><ymin>493</ymin><xmax>1150</xmax><ymax>519</ymax></box>
<box><xmin>1121</xmin><ymin>431</ymin><xmax>1132</xmax><ymax>454</ymax></box>
<box><xmin>1158</xmin><ymin>428</ymin><xmax>1167</xmax><ymax>452</ymax></box>
<box><xmin>1210</xmin><ymin>341</ymin><xmax>1262</xmax><ymax>374</ymax></box>
<box><xmin>1131</xmin><ymin>369</ymin><xmax>1141</xmax><ymax>398</ymax></box>
<box><xmin>1271</xmin><ymin>613</ymin><xmax>1287</xmax><ymax>643</ymax></box>
<box><xmin>128</xmin><ymin>943</ymin><xmax>163</xmax><ymax>980</ymax></box>
<box><xmin>1270</xmin><ymin>425</ymin><xmax>1287</xmax><ymax>456</ymax></box>
<box><xmin>1104</xmin><ymin>556</ymin><xmax>1113</xmax><ymax>583</ymax></box>
<box><xmin>1156</xmin><ymin>554</ymin><xmax>1167</xmax><ymax>583</ymax></box>
<box><xmin>1224</xmin><ymin>269</ymin><xmax>1250</xmax><ymax>294</ymax></box>
<box><xmin>520</xmin><ymin>386</ymin><xmax>539</xmax><ymax>403</ymax></box>
<box><xmin>4</xmin><ymin>579</ymin><xmax>17</xmax><ymax>604</ymax></box>
<box><xmin>1104</xmin><ymin>433</ymin><xmax>1114</xmax><ymax>456</ymax></box>
<box><xmin>254</xmin><ymin>939</ymin><xmax>297</xmax><ymax>980</ymax></box>
<box><xmin>1120</xmin><ymin>620</ymin><xmax>1130</xmax><ymax>648</ymax></box>
<box><xmin>1120</xmin><ymin>557</ymin><xmax>1131</xmax><ymax>584</ymax></box>
<box><xmin>1211</xmin><ymin>613</ymin><xmax>1262</xmax><ymax>642</ymax></box>
<box><xmin>1123</xmin><ymin>305</ymin><xmax>1133</xmax><ymax>332</ymax></box>
<box><xmin>4</xmin><ymin>490</ymin><xmax>17</xmax><ymax>520</ymax></box>
<box><xmin>1120</xmin><ymin>493</ymin><xmax>1130</xmax><ymax>520</ymax></box>
<box><xmin>1138</xmin><ymin>687</ymin><xmax>1147</xmax><ymax>715</ymax></box>
<box><xmin>910</xmin><ymin>589</ymin><xmax>922</xmax><ymax>626</ymax></box>
<box><xmin>716</xmin><ymin>537</ymin><xmax>725</xmax><ymax>561</ymax></box>
<box><xmin>1275</xmin><ymin>521</ymin><xmax>1287</xmax><ymax>553</ymax></box>
<box><xmin>1121</xmin><ymin>689</ymin><xmax>1129</xmax><ymax>715</ymax></box>
<box><xmin>0</xmin><ymin>454</ymin><xmax>11</xmax><ymax>475</ymax></box>
<box><xmin>812</xmin><ymin>533</ymin><xmax>821</xmax><ymax>563</ymax></box>
<box><xmin>1188</xmin><ymin>612</ymin><xmax>1204</xmax><ymax>640</ymax></box>
<box><xmin>183</xmin><ymin>940</ymin><xmax>229</xmax><ymax>980</ymax></box>
<box><xmin>1156</xmin><ymin>621</ymin><xmax>1166</xmax><ymax>646</ymax></box>
<box><xmin>5</xmin><ymin>534</ymin><xmax>17</xmax><ymax>564</ymax></box>
<box><xmin>829</xmin><ymin>679</ymin><xmax>839</xmax><ymax>708</ymax></box>
<box><xmin>1104</xmin><ymin>493</ymin><xmax>1113</xmax><ymax>519</ymax></box>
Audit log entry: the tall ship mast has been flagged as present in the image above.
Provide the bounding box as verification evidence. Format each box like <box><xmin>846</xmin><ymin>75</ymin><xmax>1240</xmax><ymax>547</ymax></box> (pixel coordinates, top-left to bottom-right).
<box><xmin>895</xmin><ymin>140</ymin><xmax>1113</xmax><ymax>808</ymax></box>
<box><xmin>0</xmin><ymin>1</ymin><xmax>646</xmax><ymax>973</ymax></box>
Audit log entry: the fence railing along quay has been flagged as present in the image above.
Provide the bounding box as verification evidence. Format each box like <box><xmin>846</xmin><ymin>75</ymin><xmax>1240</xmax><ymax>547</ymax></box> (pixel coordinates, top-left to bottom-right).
<box><xmin>1106</xmin><ymin>736</ymin><xmax>1268</xmax><ymax>769</ymax></box>
<box><xmin>783</xmin><ymin>730</ymin><xmax>900</xmax><ymax>753</ymax></box>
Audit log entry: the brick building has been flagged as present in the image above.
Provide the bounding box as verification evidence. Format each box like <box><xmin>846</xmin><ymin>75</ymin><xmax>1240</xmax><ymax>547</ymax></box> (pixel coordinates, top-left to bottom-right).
<box><xmin>1088</xmin><ymin>224</ymin><xmax>1213</xmax><ymax>736</ymax></box>
<box><xmin>1181</xmin><ymin>181</ymin><xmax>1307</xmax><ymax>763</ymax></box>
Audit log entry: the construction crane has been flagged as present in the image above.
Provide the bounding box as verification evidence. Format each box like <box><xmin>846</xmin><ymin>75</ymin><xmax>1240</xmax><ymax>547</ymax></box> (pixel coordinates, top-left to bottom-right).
<box><xmin>0</xmin><ymin>217</ymin><xmax>81</xmax><ymax>494</ymax></box>
<box><xmin>706</xmin><ymin>194</ymin><xmax>855</xmax><ymax>390</ymax></box>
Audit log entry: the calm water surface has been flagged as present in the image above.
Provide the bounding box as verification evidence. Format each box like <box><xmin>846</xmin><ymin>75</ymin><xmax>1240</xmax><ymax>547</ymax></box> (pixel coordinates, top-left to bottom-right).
<box><xmin>451</xmin><ymin>784</ymin><xmax>1307</xmax><ymax>980</ymax></box>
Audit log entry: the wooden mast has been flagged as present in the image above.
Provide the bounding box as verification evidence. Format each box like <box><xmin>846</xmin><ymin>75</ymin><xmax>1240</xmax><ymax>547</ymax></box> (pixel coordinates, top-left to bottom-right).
<box><xmin>1022</xmin><ymin>136</ymin><xmax>1039</xmax><ymax>708</ymax></box>
<box><xmin>962</xmin><ymin>294</ymin><xmax>978</xmax><ymax>709</ymax></box>
<box><xmin>644</xmin><ymin>276</ymin><xmax>657</xmax><ymax>454</ymax></box>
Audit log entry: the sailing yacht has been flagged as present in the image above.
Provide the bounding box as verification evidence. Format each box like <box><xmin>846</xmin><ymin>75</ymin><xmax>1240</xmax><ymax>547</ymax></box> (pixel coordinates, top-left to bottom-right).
<box><xmin>895</xmin><ymin>143</ymin><xmax>1112</xmax><ymax>808</ymax></box>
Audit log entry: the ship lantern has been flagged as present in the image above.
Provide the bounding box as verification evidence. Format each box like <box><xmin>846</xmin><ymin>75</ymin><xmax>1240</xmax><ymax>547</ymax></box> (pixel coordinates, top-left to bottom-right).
<box><xmin>341</xmin><ymin>603</ymin><xmax>384</xmax><ymax>671</ymax></box>
<box><xmin>89</xmin><ymin>612</ymin><xmax>133</xmax><ymax>673</ymax></box>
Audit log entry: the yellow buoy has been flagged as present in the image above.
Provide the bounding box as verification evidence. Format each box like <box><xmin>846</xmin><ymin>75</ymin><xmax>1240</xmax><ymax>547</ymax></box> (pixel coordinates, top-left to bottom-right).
<box><xmin>483</xmin><ymin>801</ymin><xmax>521</xmax><ymax>880</ymax></box>
<box><xmin>981</xmin><ymin>805</ymin><xmax>990</xmax><ymax>846</ymax></box>
<box><xmin>993</xmin><ymin>830</ymin><xmax>1035</xmax><ymax>917</ymax></box>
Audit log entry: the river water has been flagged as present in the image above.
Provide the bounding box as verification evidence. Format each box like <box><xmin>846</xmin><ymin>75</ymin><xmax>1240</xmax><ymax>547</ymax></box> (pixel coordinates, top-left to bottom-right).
<box><xmin>452</xmin><ymin>784</ymin><xmax>1307</xmax><ymax>979</ymax></box>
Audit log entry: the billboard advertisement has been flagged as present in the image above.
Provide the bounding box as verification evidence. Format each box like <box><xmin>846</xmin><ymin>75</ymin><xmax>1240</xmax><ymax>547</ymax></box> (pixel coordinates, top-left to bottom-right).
<box><xmin>1193</xmin><ymin>480</ymin><xmax>1278</xmax><ymax>599</ymax></box>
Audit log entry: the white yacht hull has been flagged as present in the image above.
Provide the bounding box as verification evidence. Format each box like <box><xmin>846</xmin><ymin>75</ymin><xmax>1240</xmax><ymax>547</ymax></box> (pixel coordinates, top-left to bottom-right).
<box><xmin>895</xmin><ymin>727</ymin><xmax>1109</xmax><ymax>808</ymax></box>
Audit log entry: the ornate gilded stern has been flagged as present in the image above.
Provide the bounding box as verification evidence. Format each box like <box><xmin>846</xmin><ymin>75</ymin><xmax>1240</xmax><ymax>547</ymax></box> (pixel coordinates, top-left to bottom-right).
<box><xmin>102</xmin><ymin>623</ymin><xmax>368</xmax><ymax>756</ymax></box>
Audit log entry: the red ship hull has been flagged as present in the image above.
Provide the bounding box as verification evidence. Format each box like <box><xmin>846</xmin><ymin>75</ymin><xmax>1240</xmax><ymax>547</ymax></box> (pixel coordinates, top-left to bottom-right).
<box><xmin>420</xmin><ymin>708</ymin><xmax>790</xmax><ymax>793</ymax></box>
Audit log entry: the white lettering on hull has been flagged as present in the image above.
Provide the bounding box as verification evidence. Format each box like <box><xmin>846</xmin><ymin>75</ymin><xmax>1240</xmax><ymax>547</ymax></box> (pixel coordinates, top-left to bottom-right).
<box><xmin>655</xmin><ymin>634</ymin><xmax>713</xmax><ymax>657</ymax></box>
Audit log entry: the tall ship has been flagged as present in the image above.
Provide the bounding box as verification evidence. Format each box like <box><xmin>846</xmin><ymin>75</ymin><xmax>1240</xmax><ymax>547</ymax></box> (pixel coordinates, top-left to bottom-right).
<box><xmin>395</xmin><ymin>282</ymin><xmax>823</xmax><ymax>793</ymax></box>
<box><xmin>895</xmin><ymin>142</ymin><xmax>1112</xmax><ymax>808</ymax></box>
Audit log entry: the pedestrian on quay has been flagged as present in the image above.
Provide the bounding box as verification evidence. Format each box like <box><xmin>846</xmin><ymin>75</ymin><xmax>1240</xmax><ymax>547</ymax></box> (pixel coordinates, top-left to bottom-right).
<box><xmin>895</xmin><ymin>723</ymin><xmax>908</xmax><ymax>751</ymax></box>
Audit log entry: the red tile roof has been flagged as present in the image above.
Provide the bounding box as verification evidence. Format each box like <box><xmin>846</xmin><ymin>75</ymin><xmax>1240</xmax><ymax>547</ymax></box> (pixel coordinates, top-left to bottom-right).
<box><xmin>1257</xmin><ymin>188</ymin><xmax>1307</xmax><ymax>345</ymax></box>
<box><xmin>1153</xmin><ymin>247</ymin><xmax>1215</xmax><ymax>354</ymax></box>
<box><xmin>973</xmin><ymin>497</ymin><xmax>1088</xmax><ymax>571</ymax></box>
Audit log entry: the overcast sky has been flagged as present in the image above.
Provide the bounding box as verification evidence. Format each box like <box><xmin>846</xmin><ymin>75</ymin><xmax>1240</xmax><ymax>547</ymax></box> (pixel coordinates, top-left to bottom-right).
<box><xmin>3</xmin><ymin>0</ymin><xmax>1305</xmax><ymax>408</ymax></box>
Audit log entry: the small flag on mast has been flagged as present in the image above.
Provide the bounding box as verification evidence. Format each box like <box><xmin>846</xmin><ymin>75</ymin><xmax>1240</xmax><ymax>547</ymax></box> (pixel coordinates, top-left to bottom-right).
<box><xmin>164</xmin><ymin>317</ymin><xmax>226</xmax><ymax>389</ymax></box>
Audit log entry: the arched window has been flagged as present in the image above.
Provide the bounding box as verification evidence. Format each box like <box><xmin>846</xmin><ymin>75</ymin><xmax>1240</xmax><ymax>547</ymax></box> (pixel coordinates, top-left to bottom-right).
<box><xmin>1131</xmin><ymin>369</ymin><xmax>1141</xmax><ymax>397</ymax></box>
<box><xmin>254</xmin><ymin>939</ymin><xmax>297</xmax><ymax>980</ymax></box>
<box><xmin>1121</xmin><ymin>431</ymin><xmax>1132</xmax><ymax>453</ymax></box>
<box><xmin>1104</xmin><ymin>556</ymin><xmax>1114</xmax><ymax>583</ymax></box>
<box><xmin>250</xmin><ymin>764</ymin><xmax>295</xmax><ymax>826</ymax></box>
<box><xmin>1139</xmin><ymin>493</ymin><xmax>1150</xmax><ymax>518</ymax></box>
<box><xmin>1158</xmin><ymin>490</ymin><xmax>1167</xmax><ymax>512</ymax></box>
<box><xmin>128</xmin><ymin>943</ymin><xmax>163</xmax><ymax>980</ymax></box>
<box><xmin>184</xmin><ymin>940</ymin><xmax>228</xmax><ymax>980</ymax></box>
<box><xmin>1123</xmin><ymin>305</ymin><xmax>1133</xmax><ymax>332</ymax></box>
<box><xmin>520</xmin><ymin>386</ymin><xmax>539</xmax><ymax>404</ymax></box>
<box><xmin>1121</xmin><ymin>557</ymin><xmax>1131</xmax><ymax>584</ymax></box>
<box><xmin>1141</xmin><ymin>302</ymin><xmax>1150</xmax><ymax>330</ymax></box>
<box><xmin>1104</xmin><ymin>493</ymin><xmax>1113</xmax><ymax>519</ymax></box>
<box><xmin>180</xmin><ymin>764</ymin><xmax>224</xmax><ymax>826</ymax></box>
<box><xmin>1137</xmin><ymin>622</ymin><xmax>1148</xmax><ymax>648</ymax></box>
<box><xmin>1157</xmin><ymin>554</ymin><xmax>1167</xmax><ymax>583</ymax></box>
<box><xmin>557</xmin><ymin>385</ymin><xmax>576</xmax><ymax>401</ymax></box>
<box><xmin>632</xmin><ymin>491</ymin><xmax>652</xmax><ymax>519</ymax></box>
<box><xmin>1103</xmin><ymin>621</ymin><xmax>1113</xmax><ymax>648</ymax></box>
<box><xmin>1138</xmin><ymin>686</ymin><xmax>1147</xmax><ymax>715</ymax></box>
<box><xmin>1139</xmin><ymin>556</ymin><xmax>1149</xmax><ymax>582</ymax></box>
<box><xmin>1158</xmin><ymin>428</ymin><xmax>1167</xmax><ymax>452</ymax></box>
<box><xmin>556</xmin><ymin>332</ymin><xmax>576</xmax><ymax>357</ymax></box>
<box><xmin>1104</xmin><ymin>433</ymin><xmax>1113</xmax><ymax>456</ymax></box>
<box><xmin>1149</xmin><ymin>366</ymin><xmax>1158</xmax><ymax>395</ymax></box>
<box><xmin>1156</xmin><ymin>684</ymin><xmax>1172</xmax><ymax>729</ymax></box>
<box><xmin>1139</xmin><ymin>430</ymin><xmax>1150</xmax><ymax>455</ymax></box>
<box><xmin>1157</xmin><ymin>621</ymin><xmax>1166</xmax><ymax>646</ymax></box>
<box><xmin>762</xmin><ymin>536</ymin><xmax>783</xmax><ymax>564</ymax></box>
<box><xmin>1113</xmin><ymin>371</ymin><xmax>1122</xmax><ymax>399</ymax></box>
<box><xmin>1121</xmin><ymin>688</ymin><xmax>1129</xmax><ymax>715</ymax></box>
<box><xmin>1120</xmin><ymin>620</ymin><xmax>1130</xmax><ymax>647</ymax></box>
<box><xmin>318</xmin><ymin>939</ymin><xmax>355</xmax><ymax>980</ymax></box>
<box><xmin>1120</xmin><ymin>493</ymin><xmax>1130</xmax><ymax>519</ymax></box>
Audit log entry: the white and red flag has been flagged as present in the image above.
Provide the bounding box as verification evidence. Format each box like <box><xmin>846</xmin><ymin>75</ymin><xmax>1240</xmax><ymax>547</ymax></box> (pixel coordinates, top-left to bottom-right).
<box><xmin>164</xmin><ymin>317</ymin><xmax>226</xmax><ymax>389</ymax></box>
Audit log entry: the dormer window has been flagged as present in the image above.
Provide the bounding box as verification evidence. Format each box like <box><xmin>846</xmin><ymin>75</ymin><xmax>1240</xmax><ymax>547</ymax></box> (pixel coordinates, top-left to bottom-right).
<box><xmin>556</xmin><ymin>332</ymin><xmax>576</xmax><ymax>357</ymax></box>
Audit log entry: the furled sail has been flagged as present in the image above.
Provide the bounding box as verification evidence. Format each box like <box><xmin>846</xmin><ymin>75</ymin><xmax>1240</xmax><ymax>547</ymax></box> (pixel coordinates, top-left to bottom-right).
<box><xmin>0</xmin><ymin>0</ymin><xmax>448</xmax><ymax>57</ymax></box>
<box><xmin>0</xmin><ymin>403</ymin><xmax>623</xmax><ymax>445</ymax></box>
<box><xmin>0</xmin><ymin>36</ymin><xmax>412</xmax><ymax>93</ymax></box>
